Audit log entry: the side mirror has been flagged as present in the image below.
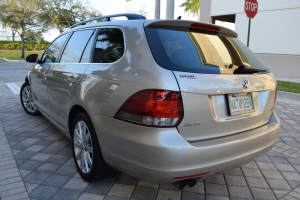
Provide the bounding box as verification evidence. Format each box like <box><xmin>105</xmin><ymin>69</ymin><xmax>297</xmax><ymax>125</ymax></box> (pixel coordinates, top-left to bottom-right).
<box><xmin>25</xmin><ymin>54</ymin><xmax>38</xmax><ymax>62</ymax></box>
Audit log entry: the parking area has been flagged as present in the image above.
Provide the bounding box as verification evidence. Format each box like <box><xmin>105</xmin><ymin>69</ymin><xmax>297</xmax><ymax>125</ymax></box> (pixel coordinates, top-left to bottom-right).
<box><xmin>1</xmin><ymin>61</ymin><xmax>300</xmax><ymax>200</ymax></box>
<box><xmin>2</xmin><ymin>96</ymin><xmax>300</xmax><ymax>200</ymax></box>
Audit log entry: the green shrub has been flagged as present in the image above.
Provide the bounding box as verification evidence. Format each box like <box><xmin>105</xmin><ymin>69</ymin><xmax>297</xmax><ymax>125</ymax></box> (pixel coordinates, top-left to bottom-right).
<box><xmin>34</xmin><ymin>44</ymin><xmax>48</xmax><ymax>50</ymax></box>
<box><xmin>41</xmin><ymin>44</ymin><xmax>48</xmax><ymax>50</ymax></box>
<box><xmin>4</xmin><ymin>43</ymin><xmax>21</xmax><ymax>50</ymax></box>
<box><xmin>0</xmin><ymin>40</ymin><xmax>50</xmax><ymax>45</ymax></box>
<box><xmin>24</xmin><ymin>44</ymin><xmax>34</xmax><ymax>51</ymax></box>
<box><xmin>0</xmin><ymin>40</ymin><xmax>50</xmax><ymax>50</ymax></box>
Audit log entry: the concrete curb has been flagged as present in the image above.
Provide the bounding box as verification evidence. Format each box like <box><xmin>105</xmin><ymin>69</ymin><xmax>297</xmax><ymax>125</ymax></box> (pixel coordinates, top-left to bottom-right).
<box><xmin>2</xmin><ymin>58</ymin><xmax>25</xmax><ymax>62</ymax></box>
<box><xmin>276</xmin><ymin>77</ymin><xmax>300</xmax><ymax>84</ymax></box>
<box><xmin>277</xmin><ymin>90</ymin><xmax>300</xmax><ymax>105</ymax></box>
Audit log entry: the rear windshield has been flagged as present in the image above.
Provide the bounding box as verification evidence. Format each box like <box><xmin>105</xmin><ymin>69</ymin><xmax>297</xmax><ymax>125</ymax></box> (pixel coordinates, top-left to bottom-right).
<box><xmin>145</xmin><ymin>27</ymin><xmax>269</xmax><ymax>74</ymax></box>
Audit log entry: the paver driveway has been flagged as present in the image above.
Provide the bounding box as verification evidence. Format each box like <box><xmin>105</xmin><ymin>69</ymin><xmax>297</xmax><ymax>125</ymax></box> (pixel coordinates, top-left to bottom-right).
<box><xmin>0</xmin><ymin>94</ymin><xmax>300</xmax><ymax>200</ymax></box>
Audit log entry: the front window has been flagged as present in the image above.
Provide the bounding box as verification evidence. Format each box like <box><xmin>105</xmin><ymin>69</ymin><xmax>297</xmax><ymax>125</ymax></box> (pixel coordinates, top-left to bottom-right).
<box><xmin>42</xmin><ymin>33</ymin><xmax>70</xmax><ymax>63</ymax></box>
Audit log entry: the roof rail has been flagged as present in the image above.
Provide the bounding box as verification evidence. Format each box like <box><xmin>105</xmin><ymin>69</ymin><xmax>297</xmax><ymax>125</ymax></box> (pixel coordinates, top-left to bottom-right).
<box><xmin>69</xmin><ymin>13</ymin><xmax>146</xmax><ymax>29</ymax></box>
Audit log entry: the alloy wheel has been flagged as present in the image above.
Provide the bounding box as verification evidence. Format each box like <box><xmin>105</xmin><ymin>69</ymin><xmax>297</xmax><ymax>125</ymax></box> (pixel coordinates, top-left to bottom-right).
<box><xmin>21</xmin><ymin>85</ymin><xmax>37</xmax><ymax>113</ymax></box>
<box><xmin>73</xmin><ymin>120</ymin><xmax>93</xmax><ymax>173</ymax></box>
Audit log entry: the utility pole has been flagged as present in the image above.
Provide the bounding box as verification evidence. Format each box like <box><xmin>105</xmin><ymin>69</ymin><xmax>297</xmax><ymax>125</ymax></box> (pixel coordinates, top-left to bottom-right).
<box><xmin>166</xmin><ymin>0</ymin><xmax>175</xmax><ymax>19</ymax></box>
<box><xmin>155</xmin><ymin>0</ymin><xmax>161</xmax><ymax>19</ymax></box>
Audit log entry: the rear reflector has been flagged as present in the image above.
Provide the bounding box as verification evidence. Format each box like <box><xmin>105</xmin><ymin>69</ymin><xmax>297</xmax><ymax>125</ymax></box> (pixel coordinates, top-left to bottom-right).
<box><xmin>173</xmin><ymin>172</ymin><xmax>210</xmax><ymax>180</ymax></box>
<box><xmin>115</xmin><ymin>90</ymin><xmax>183</xmax><ymax>127</ymax></box>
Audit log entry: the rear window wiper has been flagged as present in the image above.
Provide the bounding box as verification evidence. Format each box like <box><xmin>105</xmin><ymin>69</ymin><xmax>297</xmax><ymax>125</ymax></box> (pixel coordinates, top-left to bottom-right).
<box><xmin>233</xmin><ymin>64</ymin><xmax>267</xmax><ymax>74</ymax></box>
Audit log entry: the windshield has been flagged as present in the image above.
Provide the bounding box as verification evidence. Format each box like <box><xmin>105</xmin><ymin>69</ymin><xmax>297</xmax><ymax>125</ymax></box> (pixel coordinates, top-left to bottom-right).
<box><xmin>145</xmin><ymin>27</ymin><xmax>269</xmax><ymax>74</ymax></box>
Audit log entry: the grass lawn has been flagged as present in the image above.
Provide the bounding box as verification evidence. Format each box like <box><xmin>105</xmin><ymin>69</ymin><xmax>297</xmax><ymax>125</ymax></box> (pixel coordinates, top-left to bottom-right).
<box><xmin>0</xmin><ymin>50</ymin><xmax>44</xmax><ymax>60</ymax></box>
<box><xmin>277</xmin><ymin>81</ymin><xmax>300</xmax><ymax>94</ymax></box>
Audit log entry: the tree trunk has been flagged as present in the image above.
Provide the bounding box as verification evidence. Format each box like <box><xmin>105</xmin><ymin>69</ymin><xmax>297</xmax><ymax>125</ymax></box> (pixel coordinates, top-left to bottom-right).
<box><xmin>59</xmin><ymin>27</ymin><xmax>64</xmax><ymax>33</ymax></box>
<box><xmin>21</xmin><ymin>35</ymin><xmax>25</xmax><ymax>58</ymax></box>
<box><xmin>12</xmin><ymin>30</ymin><xmax>15</xmax><ymax>43</ymax></box>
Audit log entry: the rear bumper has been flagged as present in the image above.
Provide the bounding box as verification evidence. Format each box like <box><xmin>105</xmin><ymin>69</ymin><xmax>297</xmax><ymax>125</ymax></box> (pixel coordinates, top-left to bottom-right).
<box><xmin>91</xmin><ymin>111</ymin><xmax>280</xmax><ymax>184</ymax></box>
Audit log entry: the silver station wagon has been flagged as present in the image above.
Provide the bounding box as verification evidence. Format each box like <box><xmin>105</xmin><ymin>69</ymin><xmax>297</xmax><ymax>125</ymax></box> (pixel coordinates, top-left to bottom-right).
<box><xmin>21</xmin><ymin>14</ymin><xmax>280</xmax><ymax>189</ymax></box>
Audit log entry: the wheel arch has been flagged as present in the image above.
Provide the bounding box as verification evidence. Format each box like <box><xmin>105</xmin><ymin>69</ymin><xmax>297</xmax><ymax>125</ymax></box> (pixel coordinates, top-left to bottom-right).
<box><xmin>68</xmin><ymin>105</ymin><xmax>90</xmax><ymax>138</ymax></box>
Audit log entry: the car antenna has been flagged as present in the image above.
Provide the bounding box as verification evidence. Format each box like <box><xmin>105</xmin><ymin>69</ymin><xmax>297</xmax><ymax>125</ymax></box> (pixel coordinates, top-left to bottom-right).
<box><xmin>177</xmin><ymin>16</ymin><xmax>181</xmax><ymax>19</ymax></box>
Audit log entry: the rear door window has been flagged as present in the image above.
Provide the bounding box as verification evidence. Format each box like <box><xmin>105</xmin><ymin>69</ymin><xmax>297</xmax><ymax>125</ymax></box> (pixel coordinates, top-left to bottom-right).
<box><xmin>92</xmin><ymin>28</ymin><xmax>124</xmax><ymax>63</ymax></box>
<box><xmin>145</xmin><ymin>28</ymin><xmax>269</xmax><ymax>74</ymax></box>
<box><xmin>60</xmin><ymin>29</ymin><xmax>95</xmax><ymax>63</ymax></box>
<box><xmin>80</xmin><ymin>30</ymin><xmax>97</xmax><ymax>63</ymax></box>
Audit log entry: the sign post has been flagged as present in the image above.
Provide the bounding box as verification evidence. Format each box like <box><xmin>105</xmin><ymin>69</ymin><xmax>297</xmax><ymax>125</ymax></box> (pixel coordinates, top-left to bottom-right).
<box><xmin>244</xmin><ymin>0</ymin><xmax>258</xmax><ymax>47</ymax></box>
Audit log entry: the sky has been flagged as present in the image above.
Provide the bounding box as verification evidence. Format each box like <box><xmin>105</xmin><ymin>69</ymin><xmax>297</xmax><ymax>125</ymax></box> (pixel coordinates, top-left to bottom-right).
<box><xmin>87</xmin><ymin>0</ymin><xmax>190</xmax><ymax>19</ymax></box>
<box><xmin>43</xmin><ymin>0</ymin><xmax>197</xmax><ymax>41</ymax></box>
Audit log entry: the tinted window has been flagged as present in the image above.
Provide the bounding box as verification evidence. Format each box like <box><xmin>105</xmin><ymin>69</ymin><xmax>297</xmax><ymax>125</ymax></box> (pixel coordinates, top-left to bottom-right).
<box><xmin>60</xmin><ymin>29</ymin><xmax>94</xmax><ymax>63</ymax></box>
<box><xmin>93</xmin><ymin>28</ymin><xmax>124</xmax><ymax>63</ymax></box>
<box><xmin>80</xmin><ymin>30</ymin><xmax>97</xmax><ymax>63</ymax></box>
<box><xmin>145</xmin><ymin>28</ymin><xmax>269</xmax><ymax>74</ymax></box>
<box><xmin>42</xmin><ymin>34</ymin><xmax>69</xmax><ymax>63</ymax></box>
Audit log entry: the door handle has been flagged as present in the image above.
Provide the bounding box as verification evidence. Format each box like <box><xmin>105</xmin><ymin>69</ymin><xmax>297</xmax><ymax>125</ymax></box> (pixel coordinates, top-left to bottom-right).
<box><xmin>67</xmin><ymin>76</ymin><xmax>76</xmax><ymax>83</ymax></box>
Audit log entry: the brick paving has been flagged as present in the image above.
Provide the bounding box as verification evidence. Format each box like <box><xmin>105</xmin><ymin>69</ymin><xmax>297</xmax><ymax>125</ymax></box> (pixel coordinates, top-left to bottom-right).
<box><xmin>0</xmin><ymin>95</ymin><xmax>300</xmax><ymax>200</ymax></box>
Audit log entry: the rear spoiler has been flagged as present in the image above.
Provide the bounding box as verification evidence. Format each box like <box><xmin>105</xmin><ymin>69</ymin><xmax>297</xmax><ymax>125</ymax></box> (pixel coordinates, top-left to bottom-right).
<box><xmin>144</xmin><ymin>20</ymin><xmax>238</xmax><ymax>38</ymax></box>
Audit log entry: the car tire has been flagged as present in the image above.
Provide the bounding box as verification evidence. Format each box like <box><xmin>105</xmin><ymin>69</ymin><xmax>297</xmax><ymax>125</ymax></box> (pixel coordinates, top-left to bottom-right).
<box><xmin>20</xmin><ymin>82</ymin><xmax>40</xmax><ymax>116</ymax></box>
<box><xmin>71</xmin><ymin>112</ymin><xmax>114</xmax><ymax>182</ymax></box>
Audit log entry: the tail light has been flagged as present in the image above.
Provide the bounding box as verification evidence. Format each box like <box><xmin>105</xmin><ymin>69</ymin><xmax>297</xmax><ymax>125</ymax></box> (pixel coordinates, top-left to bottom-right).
<box><xmin>189</xmin><ymin>23</ymin><xmax>220</xmax><ymax>35</ymax></box>
<box><xmin>190</xmin><ymin>23</ymin><xmax>220</xmax><ymax>31</ymax></box>
<box><xmin>114</xmin><ymin>90</ymin><xmax>183</xmax><ymax>127</ymax></box>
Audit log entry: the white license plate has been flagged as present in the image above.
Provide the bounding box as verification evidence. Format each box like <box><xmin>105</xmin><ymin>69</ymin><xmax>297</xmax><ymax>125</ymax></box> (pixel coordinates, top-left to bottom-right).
<box><xmin>228</xmin><ymin>93</ymin><xmax>254</xmax><ymax>116</ymax></box>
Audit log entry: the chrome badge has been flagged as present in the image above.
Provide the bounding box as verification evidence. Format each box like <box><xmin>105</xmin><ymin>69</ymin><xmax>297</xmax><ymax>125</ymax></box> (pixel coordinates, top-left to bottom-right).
<box><xmin>242</xmin><ymin>77</ymin><xmax>249</xmax><ymax>90</ymax></box>
<box><xmin>184</xmin><ymin>122</ymin><xmax>201</xmax><ymax>127</ymax></box>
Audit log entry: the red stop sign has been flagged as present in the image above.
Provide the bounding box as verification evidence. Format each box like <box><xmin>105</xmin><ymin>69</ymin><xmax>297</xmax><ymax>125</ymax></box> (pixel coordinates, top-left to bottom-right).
<box><xmin>244</xmin><ymin>0</ymin><xmax>258</xmax><ymax>18</ymax></box>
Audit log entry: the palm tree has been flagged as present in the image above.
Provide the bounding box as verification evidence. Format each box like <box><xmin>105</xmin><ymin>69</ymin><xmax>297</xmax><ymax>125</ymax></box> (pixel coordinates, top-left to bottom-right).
<box><xmin>180</xmin><ymin>0</ymin><xmax>200</xmax><ymax>19</ymax></box>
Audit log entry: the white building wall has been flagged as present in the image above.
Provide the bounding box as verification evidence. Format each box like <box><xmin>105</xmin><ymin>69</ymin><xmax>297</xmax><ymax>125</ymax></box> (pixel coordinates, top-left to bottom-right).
<box><xmin>211</xmin><ymin>0</ymin><xmax>300</xmax><ymax>55</ymax></box>
<box><xmin>235</xmin><ymin>7</ymin><xmax>300</xmax><ymax>55</ymax></box>
<box><xmin>0</xmin><ymin>29</ymin><xmax>21</xmax><ymax>41</ymax></box>
<box><xmin>211</xmin><ymin>0</ymin><xmax>300</xmax><ymax>17</ymax></box>
<box><xmin>209</xmin><ymin>0</ymin><xmax>300</xmax><ymax>78</ymax></box>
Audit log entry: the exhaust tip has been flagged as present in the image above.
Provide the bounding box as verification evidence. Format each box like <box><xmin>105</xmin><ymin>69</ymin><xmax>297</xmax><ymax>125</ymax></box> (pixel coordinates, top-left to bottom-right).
<box><xmin>178</xmin><ymin>183</ymin><xmax>187</xmax><ymax>190</ymax></box>
<box><xmin>187</xmin><ymin>179</ymin><xmax>197</xmax><ymax>187</ymax></box>
<box><xmin>172</xmin><ymin>178</ymin><xmax>197</xmax><ymax>190</ymax></box>
<box><xmin>172</xmin><ymin>181</ymin><xmax>187</xmax><ymax>190</ymax></box>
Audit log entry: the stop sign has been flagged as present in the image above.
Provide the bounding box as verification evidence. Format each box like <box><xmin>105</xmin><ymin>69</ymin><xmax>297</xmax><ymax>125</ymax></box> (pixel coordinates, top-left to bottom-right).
<box><xmin>244</xmin><ymin>0</ymin><xmax>258</xmax><ymax>18</ymax></box>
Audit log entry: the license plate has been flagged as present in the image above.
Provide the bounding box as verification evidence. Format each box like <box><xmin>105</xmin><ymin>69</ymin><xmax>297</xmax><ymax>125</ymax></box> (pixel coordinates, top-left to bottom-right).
<box><xmin>228</xmin><ymin>93</ymin><xmax>254</xmax><ymax>116</ymax></box>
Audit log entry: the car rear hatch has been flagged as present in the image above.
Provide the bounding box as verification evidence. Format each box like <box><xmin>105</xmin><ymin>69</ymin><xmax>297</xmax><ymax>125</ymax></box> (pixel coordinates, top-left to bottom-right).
<box><xmin>144</xmin><ymin>20</ymin><xmax>277</xmax><ymax>141</ymax></box>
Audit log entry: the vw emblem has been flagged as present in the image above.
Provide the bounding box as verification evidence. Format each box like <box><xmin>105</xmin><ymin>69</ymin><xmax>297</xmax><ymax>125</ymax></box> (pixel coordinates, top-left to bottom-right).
<box><xmin>242</xmin><ymin>77</ymin><xmax>249</xmax><ymax>89</ymax></box>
